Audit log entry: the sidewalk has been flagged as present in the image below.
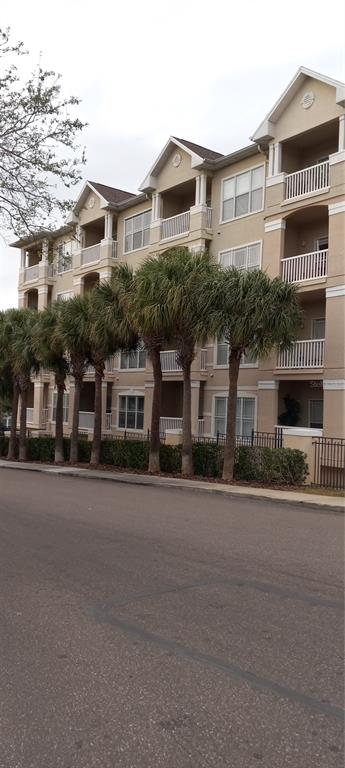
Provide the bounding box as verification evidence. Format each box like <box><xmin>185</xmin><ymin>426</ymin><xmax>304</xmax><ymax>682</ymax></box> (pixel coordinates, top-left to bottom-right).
<box><xmin>1</xmin><ymin>459</ymin><xmax>344</xmax><ymax>511</ymax></box>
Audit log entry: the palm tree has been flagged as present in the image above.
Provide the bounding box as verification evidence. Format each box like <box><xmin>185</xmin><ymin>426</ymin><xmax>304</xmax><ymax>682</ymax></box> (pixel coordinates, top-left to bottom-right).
<box><xmin>33</xmin><ymin>304</ymin><xmax>69</xmax><ymax>463</ymax></box>
<box><xmin>0</xmin><ymin>311</ymin><xmax>17</xmax><ymax>457</ymax></box>
<box><xmin>146</xmin><ymin>247</ymin><xmax>219</xmax><ymax>475</ymax></box>
<box><xmin>9</xmin><ymin>309</ymin><xmax>40</xmax><ymax>461</ymax></box>
<box><xmin>57</xmin><ymin>295</ymin><xmax>92</xmax><ymax>463</ymax></box>
<box><xmin>208</xmin><ymin>268</ymin><xmax>303</xmax><ymax>481</ymax></box>
<box><xmin>126</xmin><ymin>260</ymin><xmax>171</xmax><ymax>472</ymax></box>
<box><xmin>88</xmin><ymin>277</ymin><xmax>138</xmax><ymax>466</ymax></box>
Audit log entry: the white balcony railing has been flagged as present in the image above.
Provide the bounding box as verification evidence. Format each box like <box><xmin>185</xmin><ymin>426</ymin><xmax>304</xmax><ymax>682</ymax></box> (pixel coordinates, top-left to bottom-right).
<box><xmin>111</xmin><ymin>240</ymin><xmax>118</xmax><ymax>259</ymax></box>
<box><xmin>41</xmin><ymin>407</ymin><xmax>49</xmax><ymax>425</ymax></box>
<box><xmin>24</xmin><ymin>264</ymin><xmax>39</xmax><ymax>282</ymax></box>
<box><xmin>105</xmin><ymin>412</ymin><xmax>112</xmax><ymax>431</ymax></box>
<box><xmin>160</xmin><ymin>417</ymin><xmax>183</xmax><ymax>433</ymax></box>
<box><xmin>160</xmin><ymin>350</ymin><xmax>181</xmax><ymax>372</ymax></box>
<box><xmin>206</xmin><ymin>207</ymin><xmax>212</xmax><ymax>229</ymax></box>
<box><xmin>161</xmin><ymin>211</ymin><xmax>190</xmax><ymax>241</ymax></box>
<box><xmin>200</xmin><ymin>349</ymin><xmax>207</xmax><ymax>371</ymax></box>
<box><xmin>197</xmin><ymin>419</ymin><xmax>205</xmax><ymax>436</ymax></box>
<box><xmin>26</xmin><ymin>407</ymin><xmax>34</xmax><ymax>423</ymax></box>
<box><xmin>282</xmin><ymin>250</ymin><xmax>328</xmax><ymax>283</ymax></box>
<box><xmin>285</xmin><ymin>161</ymin><xmax>329</xmax><ymax>200</ymax></box>
<box><xmin>48</xmin><ymin>263</ymin><xmax>54</xmax><ymax>277</ymax></box>
<box><xmin>81</xmin><ymin>243</ymin><xmax>100</xmax><ymax>265</ymax></box>
<box><xmin>278</xmin><ymin>339</ymin><xmax>324</xmax><ymax>369</ymax></box>
<box><xmin>79</xmin><ymin>411</ymin><xmax>94</xmax><ymax>431</ymax></box>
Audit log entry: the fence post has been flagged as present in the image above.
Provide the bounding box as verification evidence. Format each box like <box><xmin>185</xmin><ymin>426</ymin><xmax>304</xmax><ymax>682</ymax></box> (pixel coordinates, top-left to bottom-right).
<box><xmin>216</xmin><ymin>432</ymin><xmax>219</xmax><ymax>445</ymax></box>
<box><xmin>251</xmin><ymin>428</ymin><xmax>254</xmax><ymax>447</ymax></box>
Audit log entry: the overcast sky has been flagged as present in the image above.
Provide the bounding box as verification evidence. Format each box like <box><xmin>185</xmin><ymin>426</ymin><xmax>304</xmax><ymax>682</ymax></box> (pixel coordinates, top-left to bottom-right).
<box><xmin>1</xmin><ymin>0</ymin><xmax>344</xmax><ymax>309</ymax></box>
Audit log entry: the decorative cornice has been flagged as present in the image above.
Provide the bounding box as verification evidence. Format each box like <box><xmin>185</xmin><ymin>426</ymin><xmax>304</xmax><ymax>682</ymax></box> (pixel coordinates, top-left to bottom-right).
<box><xmin>258</xmin><ymin>380</ymin><xmax>280</xmax><ymax>390</ymax></box>
<box><xmin>326</xmin><ymin>284</ymin><xmax>345</xmax><ymax>298</ymax></box>
<box><xmin>323</xmin><ymin>379</ymin><xmax>345</xmax><ymax>390</ymax></box>
<box><xmin>264</xmin><ymin>219</ymin><xmax>286</xmax><ymax>233</ymax></box>
<box><xmin>329</xmin><ymin>151</ymin><xmax>345</xmax><ymax>166</ymax></box>
<box><xmin>328</xmin><ymin>201</ymin><xmax>345</xmax><ymax>216</ymax></box>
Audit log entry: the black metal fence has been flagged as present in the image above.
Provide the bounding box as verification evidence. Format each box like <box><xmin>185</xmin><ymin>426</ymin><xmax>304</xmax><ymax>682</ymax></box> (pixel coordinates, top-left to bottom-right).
<box><xmin>313</xmin><ymin>437</ymin><xmax>345</xmax><ymax>491</ymax></box>
<box><xmin>192</xmin><ymin>428</ymin><xmax>284</xmax><ymax>449</ymax></box>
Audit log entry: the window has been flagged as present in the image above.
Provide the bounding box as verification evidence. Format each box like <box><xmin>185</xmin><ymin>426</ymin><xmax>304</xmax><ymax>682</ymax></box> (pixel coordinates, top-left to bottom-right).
<box><xmin>120</xmin><ymin>346</ymin><xmax>146</xmax><ymax>370</ymax></box>
<box><xmin>309</xmin><ymin>399</ymin><xmax>323</xmax><ymax>429</ymax></box>
<box><xmin>214</xmin><ymin>396</ymin><xmax>256</xmax><ymax>438</ymax></box>
<box><xmin>315</xmin><ymin>236</ymin><xmax>328</xmax><ymax>252</ymax></box>
<box><xmin>216</xmin><ymin>336</ymin><xmax>258</xmax><ymax>367</ymax></box>
<box><xmin>57</xmin><ymin>242</ymin><xmax>73</xmax><ymax>273</ymax></box>
<box><xmin>118</xmin><ymin>395</ymin><xmax>144</xmax><ymax>430</ymax></box>
<box><xmin>221</xmin><ymin>166</ymin><xmax>264</xmax><ymax>221</ymax></box>
<box><xmin>312</xmin><ymin>318</ymin><xmax>325</xmax><ymax>339</ymax></box>
<box><xmin>219</xmin><ymin>242</ymin><xmax>261</xmax><ymax>271</ymax></box>
<box><xmin>124</xmin><ymin>211</ymin><xmax>151</xmax><ymax>253</ymax></box>
<box><xmin>52</xmin><ymin>392</ymin><xmax>69</xmax><ymax>423</ymax></box>
<box><xmin>56</xmin><ymin>291</ymin><xmax>74</xmax><ymax>302</ymax></box>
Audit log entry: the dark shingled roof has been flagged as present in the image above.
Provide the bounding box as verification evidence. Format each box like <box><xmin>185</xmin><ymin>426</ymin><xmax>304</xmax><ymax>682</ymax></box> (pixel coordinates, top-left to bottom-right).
<box><xmin>88</xmin><ymin>181</ymin><xmax>136</xmax><ymax>204</ymax></box>
<box><xmin>172</xmin><ymin>137</ymin><xmax>224</xmax><ymax>160</ymax></box>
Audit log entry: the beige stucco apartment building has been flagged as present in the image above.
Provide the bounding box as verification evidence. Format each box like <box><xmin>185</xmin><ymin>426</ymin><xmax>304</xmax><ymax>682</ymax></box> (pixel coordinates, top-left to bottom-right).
<box><xmin>13</xmin><ymin>67</ymin><xmax>345</xmax><ymax>442</ymax></box>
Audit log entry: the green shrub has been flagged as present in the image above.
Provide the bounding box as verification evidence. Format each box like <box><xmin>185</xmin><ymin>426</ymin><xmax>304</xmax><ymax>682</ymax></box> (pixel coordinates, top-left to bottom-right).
<box><xmin>0</xmin><ymin>435</ymin><xmax>9</xmax><ymax>457</ymax></box>
<box><xmin>101</xmin><ymin>439</ymin><xmax>149</xmax><ymax>470</ymax></box>
<box><xmin>235</xmin><ymin>446</ymin><xmax>308</xmax><ymax>486</ymax></box>
<box><xmin>160</xmin><ymin>444</ymin><xmax>182</xmax><ymax>473</ymax></box>
<box><xmin>192</xmin><ymin>442</ymin><xmax>223</xmax><ymax>478</ymax></box>
<box><xmin>27</xmin><ymin>436</ymin><xmax>55</xmax><ymax>462</ymax></box>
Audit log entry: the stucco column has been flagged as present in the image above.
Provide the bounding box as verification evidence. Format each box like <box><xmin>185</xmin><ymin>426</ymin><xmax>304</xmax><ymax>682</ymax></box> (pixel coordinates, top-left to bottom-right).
<box><xmin>268</xmin><ymin>143</ymin><xmax>274</xmax><ymax>176</ymax></box>
<box><xmin>263</xmin><ymin>218</ymin><xmax>286</xmax><ymax>278</ymax></box>
<box><xmin>38</xmin><ymin>285</ymin><xmax>48</xmax><ymax>311</ymax></box>
<box><xmin>257</xmin><ymin>381</ymin><xmax>280</xmax><ymax>433</ymax></box>
<box><xmin>190</xmin><ymin>381</ymin><xmax>200</xmax><ymax>436</ymax></box>
<box><xmin>33</xmin><ymin>381</ymin><xmax>45</xmax><ymax>428</ymax></box>
<box><xmin>323</xmin><ymin>380</ymin><xmax>345</xmax><ymax>438</ymax></box>
<box><xmin>273</xmin><ymin>142</ymin><xmax>282</xmax><ymax>175</ymax></box>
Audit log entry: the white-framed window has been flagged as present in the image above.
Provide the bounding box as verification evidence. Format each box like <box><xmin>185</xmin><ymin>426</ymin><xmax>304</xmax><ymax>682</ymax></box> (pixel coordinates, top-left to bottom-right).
<box><xmin>56</xmin><ymin>290</ymin><xmax>74</xmax><ymax>302</ymax></box>
<box><xmin>120</xmin><ymin>346</ymin><xmax>146</xmax><ymax>370</ymax></box>
<box><xmin>214</xmin><ymin>395</ymin><xmax>256</xmax><ymax>438</ymax></box>
<box><xmin>309</xmin><ymin>399</ymin><xmax>323</xmax><ymax>429</ymax></box>
<box><xmin>57</xmin><ymin>241</ymin><xmax>74</xmax><ymax>273</ymax></box>
<box><xmin>124</xmin><ymin>210</ymin><xmax>151</xmax><ymax>253</ymax></box>
<box><xmin>118</xmin><ymin>395</ymin><xmax>144</xmax><ymax>430</ymax></box>
<box><xmin>315</xmin><ymin>236</ymin><xmax>328</xmax><ymax>252</ymax></box>
<box><xmin>219</xmin><ymin>241</ymin><xmax>261</xmax><ymax>271</ymax></box>
<box><xmin>52</xmin><ymin>392</ymin><xmax>69</xmax><ymax>423</ymax></box>
<box><xmin>221</xmin><ymin>165</ymin><xmax>265</xmax><ymax>222</ymax></box>
<box><xmin>312</xmin><ymin>318</ymin><xmax>325</xmax><ymax>339</ymax></box>
<box><xmin>215</xmin><ymin>336</ymin><xmax>258</xmax><ymax>367</ymax></box>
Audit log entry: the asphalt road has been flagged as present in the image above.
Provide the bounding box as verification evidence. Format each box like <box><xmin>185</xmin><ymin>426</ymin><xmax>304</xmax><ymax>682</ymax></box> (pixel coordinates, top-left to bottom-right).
<box><xmin>0</xmin><ymin>468</ymin><xmax>344</xmax><ymax>768</ymax></box>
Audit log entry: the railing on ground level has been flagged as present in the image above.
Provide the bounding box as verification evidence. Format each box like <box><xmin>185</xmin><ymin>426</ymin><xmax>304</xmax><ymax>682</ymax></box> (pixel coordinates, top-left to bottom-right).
<box><xmin>41</xmin><ymin>408</ymin><xmax>49</xmax><ymax>425</ymax></box>
<box><xmin>285</xmin><ymin>161</ymin><xmax>329</xmax><ymax>200</ymax></box>
<box><xmin>24</xmin><ymin>264</ymin><xmax>39</xmax><ymax>282</ymax></box>
<box><xmin>197</xmin><ymin>419</ymin><xmax>204</xmax><ymax>436</ymax></box>
<box><xmin>277</xmin><ymin>339</ymin><xmax>324</xmax><ymax>369</ymax></box>
<box><xmin>79</xmin><ymin>411</ymin><xmax>94</xmax><ymax>430</ymax></box>
<box><xmin>206</xmin><ymin>206</ymin><xmax>212</xmax><ymax>229</ymax></box>
<box><xmin>313</xmin><ymin>436</ymin><xmax>345</xmax><ymax>490</ymax></box>
<box><xmin>282</xmin><ymin>250</ymin><xmax>328</xmax><ymax>283</ymax></box>
<box><xmin>26</xmin><ymin>408</ymin><xmax>34</xmax><ymax>423</ymax></box>
<box><xmin>161</xmin><ymin>211</ymin><xmax>190</xmax><ymax>240</ymax></box>
<box><xmin>193</xmin><ymin>429</ymin><xmax>284</xmax><ymax>448</ymax></box>
<box><xmin>160</xmin><ymin>350</ymin><xmax>181</xmax><ymax>372</ymax></box>
<box><xmin>81</xmin><ymin>243</ymin><xmax>100</xmax><ymax>265</ymax></box>
<box><xmin>160</xmin><ymin>417</ymin><xmax>183</xmax><ymax>433</ymax></box>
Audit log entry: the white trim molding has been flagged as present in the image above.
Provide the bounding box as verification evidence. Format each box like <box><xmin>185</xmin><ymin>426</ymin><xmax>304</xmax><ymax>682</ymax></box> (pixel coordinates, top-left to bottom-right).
<box><xmin>328</xmin><ymin>201</ymin><xmax>345</xmax><ymax>216</ymax></box>
<box><xmin>326</xmin><ymin>284</ymin><xmax>345</xmax><ymax>298</ymax></box>
<box><xmin>323</xmin><ymin>379</ymin><xmax>345</xmax><ymax>390</ymax></box>
<box><xmin>329</xmin><ymin>150</ymin><xmax>345</xmax><ymax>166</ymax></box>
<box><xmin>281</xmin><ymin>426</ymin><xmax>323</xmax><ymax>438</ymax></box>
<box><xmin>258</xmin><ymin>380</ymin><xmax>279</xmax><ymax>390</ymax></box>
<box><xmin>264</xmin><ymin>218</ymin><xmax>286</xmax><ymax>233</ymax></box>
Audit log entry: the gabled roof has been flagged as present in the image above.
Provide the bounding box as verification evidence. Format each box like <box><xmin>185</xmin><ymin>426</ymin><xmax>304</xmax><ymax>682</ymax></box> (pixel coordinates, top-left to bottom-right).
<box><xmin>139</xmin><ymin>136</ymin><xmax>223</xmax><ymax>192</ymax></box>
<box><xmin>11</xmin><ymin>224</ymin><xmax>73</xmax><ymax>249</ymax></box>
<box><xmin>251</xmin><ymin>66</ymin><xmax>345</xmax><ymax>143</ymax></box>
<box><xmin>88</xmin><ymin>181</ymin><xmax>136</xmax><ymax>205</ymax></box>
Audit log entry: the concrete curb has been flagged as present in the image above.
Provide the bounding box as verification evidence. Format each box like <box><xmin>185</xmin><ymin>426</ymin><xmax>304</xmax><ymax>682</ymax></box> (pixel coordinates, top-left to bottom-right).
<box><xmin>1</xmin><ymin>459</ymin><xmax>344</xmax><ymax>513</ymax></box>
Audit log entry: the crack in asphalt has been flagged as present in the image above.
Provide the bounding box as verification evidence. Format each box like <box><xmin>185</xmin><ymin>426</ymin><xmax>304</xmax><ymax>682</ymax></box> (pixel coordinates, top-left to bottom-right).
<box><xmin>87</xmin><ymin>602</ymin><xmax>345</xmax><ymax>721</ymax></box>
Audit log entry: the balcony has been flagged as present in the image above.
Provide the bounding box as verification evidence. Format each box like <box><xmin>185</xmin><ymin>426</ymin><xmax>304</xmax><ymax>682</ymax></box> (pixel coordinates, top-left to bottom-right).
<box><xmin>285</xmin><ymin>161</ymin><xmax>329</xmax><ymax>201</ymax></box>
<box><xmin>79</xmin><ymin>411</ymin><xmax>94</xmax><ymax>431</ymax></box>
<box><xmin>111</xmin><ymin>241</ymin><xmax>118</xmax><ymax>259</ymax></box>
<box><xmin>160</xmin><ymin>349</ymin><xmax>207</xmax><ymax>373</ymax></box>
<box><xmin>282</xmin><ymin>250</ymin><xmax>328</xmax><ymax>283</ymax></box>
<box><xmin>160</xmin><ymin>417</ymin><xmax>183</xmax><ymax>433</ymax></box>
<box><xmin>277</xmin><ymin>339</ymin><xmax>324</xmax><ymax>369</ymax></box>
<box><xmin>41</xmin><ymin>408</ymin><xmax>49</xmax><ymax>426</ymax></box>
<box><xmin>26</xmin><ymin>408</ymin><xmax>34</xmax><ymax>423</ymax></box>
<box><xmin>161</xmin><ymin>211</ymin><xmax>190</xmax><ymax>241</ymax></box>
<box><xmin>24</xmin><ymin>264</ymin><xmax>39</xmax><ymax>282</ymax></box>
<box><xmin>81</xmin><ymin>243</ymin><xmax>100</xmax><ymax>266</ymax></box>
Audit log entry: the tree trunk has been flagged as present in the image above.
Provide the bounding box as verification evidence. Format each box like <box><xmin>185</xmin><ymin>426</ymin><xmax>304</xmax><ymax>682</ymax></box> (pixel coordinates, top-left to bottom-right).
<box><xmin>70</xmin><ymin>377</ymin><xmax>81</xmax><ymax>463</ymax></box>
<box><xmin>182</xmin><ymin>363</ymin><xmax>193</xmax><ymax>476</ymax></box>
<box><xmin>90</xmin><ymin>367</ymin><xmax>103</xmax><ymax>466</ymax></box>
<box><xmin>222</xmin><ymin>350</ymin><xmax>241</xmax><ymax>482</ymax></box>
<box><xmin>18</xmin><ymin>385</ymin><xmax>28</xmax><ymax>461</ymax></box>
<box><xmin>7</xmin><ymin>382</ymin><xmax>19</xmax><ymax>460</ymax></box>
<box><xmin>149</xmin><ymin>347</ymin><xmax>162</xmax><ymax>473</ymax></box>
<box><xmin>54</xmin><ymin>375</ymin><xmax>65</xmax><ymax>463</ymax></box>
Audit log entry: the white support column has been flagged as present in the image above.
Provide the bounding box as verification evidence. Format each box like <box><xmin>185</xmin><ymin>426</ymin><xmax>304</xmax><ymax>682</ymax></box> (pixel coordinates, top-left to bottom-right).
<box><xmin>199</xmin><ymin>173</ymin><xmax>207</xmax><ymax>206</ymax></box>
<box><xmin>20</xmin><ymin>249</ymin><xmax>26</xmax><ymax>268</ymax></box>
<box><xmin>151</xmin><ymin>192</ymin><xmax>162</xmax><ymax>222</ymax></box>
<box><xmin>195</xmin><ymin>175</ymin><xmax>201</xmax><ymax>206</ymax></box>
<box><xmin>273</xmin><ymin>142</ymin><xmax>282</xmax><ymax>175</ymax></box>
<box><xmin>103</xmin><ymin>213</ymin><xmax>113</xmax><ymax>241</ymax></box>
<box><xmin>338</xmin><ymin>114</ymin><xmax>345</xmax><ymax>152</ymax></box>
<box><xmin>41</xmin><ymin>238</ymin><xmax>49</xmax><ymax>263</ymax></box>
<box><xmin>268</xmin><ymin>144</ymin><xmax>274</xmax><ymax>176</ymax></box>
